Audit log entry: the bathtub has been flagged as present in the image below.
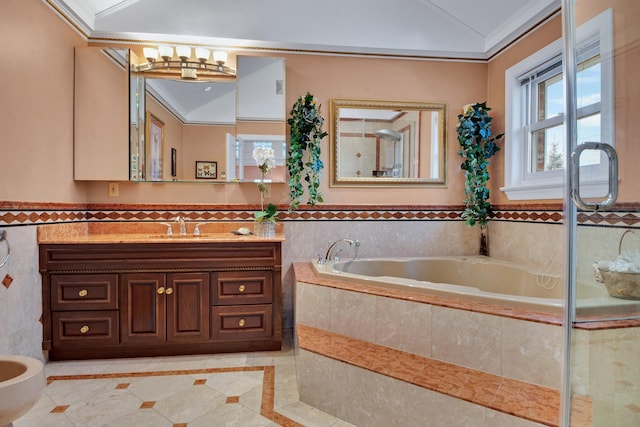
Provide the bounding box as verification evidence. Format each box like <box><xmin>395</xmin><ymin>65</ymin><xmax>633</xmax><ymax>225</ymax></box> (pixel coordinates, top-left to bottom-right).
<box><xmin>312</xmin><ymin>256</ymin><xmax>565</xmax><ymax>313</ymax></box>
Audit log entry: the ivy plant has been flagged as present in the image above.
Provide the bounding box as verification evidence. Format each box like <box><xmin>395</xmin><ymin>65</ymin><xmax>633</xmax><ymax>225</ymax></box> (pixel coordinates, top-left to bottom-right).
<box><xmin>287</xmin><ymin>93</ymin><xmax>328</xmax><ymax>211</ymax></box>
<box><xmin>457</xmin><ymin>102</ymin><xmax>504</xmax><ymax>227</ymax></box>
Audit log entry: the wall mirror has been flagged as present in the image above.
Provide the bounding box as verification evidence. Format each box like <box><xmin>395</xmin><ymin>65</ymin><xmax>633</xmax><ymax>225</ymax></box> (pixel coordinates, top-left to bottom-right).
<box><xmin>129</xmin><ymin>53</ymin><xmax>286</xmax><ymax>183</ymax></box>
<box><xmin>330</xmin><ymin>98</ymin><xmax>447</xmax><ymax>186</ymax></box>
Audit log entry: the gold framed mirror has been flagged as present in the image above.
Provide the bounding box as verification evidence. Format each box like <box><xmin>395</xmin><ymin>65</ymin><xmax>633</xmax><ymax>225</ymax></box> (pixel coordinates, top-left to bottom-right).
<box><xmin>330</xmin><ymin>98</ymin><xmax>447</xmax><ymax>186</ymax></box>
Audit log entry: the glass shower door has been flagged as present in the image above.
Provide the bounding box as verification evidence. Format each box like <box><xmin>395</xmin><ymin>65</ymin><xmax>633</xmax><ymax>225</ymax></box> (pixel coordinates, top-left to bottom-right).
<box><xmin>564</xmin><ymin>0</ymin><xmax>640</xmax><ymax>425</ymax></box>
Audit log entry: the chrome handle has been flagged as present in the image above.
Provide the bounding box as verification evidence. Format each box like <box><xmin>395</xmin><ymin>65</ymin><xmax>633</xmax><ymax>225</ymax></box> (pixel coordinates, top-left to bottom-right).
<box><xmin>570</xmin><ymin>142</ymin><xmax>618</xmax><ymax>211</ymax></box>
<box><xmin>80</xmin><ymin>325</ymin><xmax>89</xmax><ymax>334</ymax></box>
<box><xmin>157</xmin><ymin>287</ymin><xmax>165</xmax><ymax>294</ymax></box>
<box><xmin>165</xmin><ymin>287</ymin><xmax>173</xmax><ymax>295</ymax></box>
<box><xmin>78</xmin><ymin>289</ymin><xmax>88</xmax><ymax>297</ymax></box>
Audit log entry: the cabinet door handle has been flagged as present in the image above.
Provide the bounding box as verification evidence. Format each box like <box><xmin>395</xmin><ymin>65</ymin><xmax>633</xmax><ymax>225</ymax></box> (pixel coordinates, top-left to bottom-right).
<box><xmin>157</xmin><ymin>287</ymin><xmax>165</xmax><ymax>295</ymax></box>
<box><xmin>238</xmin><ymin>284</ymin><xmax>245</xmax><ymax>293</ymax></box>
<box><xmin>165</xmin><ymin>287</ymin><xmax>173</xmax><ymax>295</ymax></box>
<box><xmin>238</xmin><ymin>318</ymin><xmax>246</xmax><ymax>327</ymax></box>
<box><xmin>80</xmin><ymin>325</ymin><xmax>90</xmax><ymax>334</ymax></box>
<box><xmin>78</xmin><ymin>289</ymin><xmax>88</xmax><ymax>297</ymax></box>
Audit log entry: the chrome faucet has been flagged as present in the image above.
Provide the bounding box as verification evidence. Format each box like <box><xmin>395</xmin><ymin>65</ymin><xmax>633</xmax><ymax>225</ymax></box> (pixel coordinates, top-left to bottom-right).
<box><xmin>176</xmin><ymin>216</ymin><xmax>187</xmax><ymax>235</ymax></box>
<box><xmin>325</xmin><ymin>238</ymin><xmax>360</xmax><ymax>263</ymax></box>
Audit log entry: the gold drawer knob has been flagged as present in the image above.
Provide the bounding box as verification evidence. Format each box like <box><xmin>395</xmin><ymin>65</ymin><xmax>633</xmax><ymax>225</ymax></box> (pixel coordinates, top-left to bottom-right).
<box><xmin>157</xmin><ymin>287</ymin><xmax>165</xmax><ymax>295</ymax></box>
<box><xmin>238</xmin><ymin>318</ymin><xmax>246</xmax><ymax>327</ymax></box>
<box><xmin>80</xmin><ymin>325</ymin><xmax>90</xmax><ymax>334</ymax></box>
<box><xmin>78</xmin><ymin>289</ymin><xmax>88</xmax><ymax>297</ymax></box>
<box><xmin>165</xmin><ymin>287</ymin><xmax>173</xmax><ymax>295</ymax></box>
<box><xmin>238</xmin><ymin>284</ymin><xmax>245</xmax><ymax>293</ymax></box>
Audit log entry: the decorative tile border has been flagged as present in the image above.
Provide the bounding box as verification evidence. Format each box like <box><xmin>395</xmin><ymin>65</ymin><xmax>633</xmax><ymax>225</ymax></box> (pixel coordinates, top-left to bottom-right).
<box><xmin>2</xmin><ymin>201</ymin><xmax>640</xmax><ymax>227</ymax></box>
<box><xmin>43</xmin><ymin>365</ymin><xmax>303</xmax><ymax>426</ymax></box>
<box><xmin>0</xmin><ymin>210</ymin><xmax>85</xmax><ymax>225</ymax></box>
<box><xmin>492</xmin><ymin>209</ymin><xmax>563</xmax><ymax>224</ymax></box>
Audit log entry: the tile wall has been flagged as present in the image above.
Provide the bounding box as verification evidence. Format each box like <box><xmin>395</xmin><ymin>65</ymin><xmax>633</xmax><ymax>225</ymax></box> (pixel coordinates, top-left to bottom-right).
<box><xmin>2</xmin><ymin>202</ymin><xmax>639</xmax><ymax>365</ymax></box>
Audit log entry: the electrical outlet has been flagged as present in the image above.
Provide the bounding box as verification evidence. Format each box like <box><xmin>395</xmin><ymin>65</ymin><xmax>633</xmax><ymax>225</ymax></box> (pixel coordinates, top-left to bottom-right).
<box><xmin>264</xmin><ymin>184</ymin><xmax>272</xmax><ymax>198</ymax></box>
<box><xmin>108</xmin><ymin>182</ymin><xmax>119</xmax><ymax>197</ymax></box>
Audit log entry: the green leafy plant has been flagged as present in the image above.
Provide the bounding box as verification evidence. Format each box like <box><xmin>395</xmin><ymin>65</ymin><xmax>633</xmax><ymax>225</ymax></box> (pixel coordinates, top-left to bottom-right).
<box><xmin>287</xmin><ymin>93</ymin><xmax>328</xmax><ymax>211</ymax></box>
<box><xmin>254</xmin><ymin>203</ymin><xmax>278</xmax><ymax>223</ymax></box>
<box><xmin>457</xmin><ymin>102</ymin><xmax>504</xmax><ymax>228</ymax></box>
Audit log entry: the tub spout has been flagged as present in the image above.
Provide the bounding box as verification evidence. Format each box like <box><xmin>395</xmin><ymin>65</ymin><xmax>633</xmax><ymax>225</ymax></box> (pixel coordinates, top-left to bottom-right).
<box><xmin>325</xmin><ymin>238</ymin><xmax>360</xmax><ymax>262</ymax></box>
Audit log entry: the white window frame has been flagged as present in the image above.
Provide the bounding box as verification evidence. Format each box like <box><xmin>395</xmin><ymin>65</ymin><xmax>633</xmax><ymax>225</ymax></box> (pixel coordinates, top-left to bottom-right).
<box><xmin>501</xmin><ymin>9</ymin><xmax>613</xmax><ymax>200</ymax></box>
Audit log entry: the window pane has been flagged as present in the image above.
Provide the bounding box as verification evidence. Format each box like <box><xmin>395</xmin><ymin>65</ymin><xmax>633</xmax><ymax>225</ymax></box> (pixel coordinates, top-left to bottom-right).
<box><xmin>577</xmin><ymin>55</ymin><xmax>601</xmax><ymax>109</ymax></box>
<box><xmin>577</xmin><ymin>113</ymin><xmax>602</xmax><ymax>166</ymax></box>
<box><xmin>537</xmin><ymin>73</ymin><xmax>563</xmax><ymax>121</ymax></box>
<box><xmin>531</xmin><ymin>124</ymin><xmax>565</xmax><ymax>172</ymax></box>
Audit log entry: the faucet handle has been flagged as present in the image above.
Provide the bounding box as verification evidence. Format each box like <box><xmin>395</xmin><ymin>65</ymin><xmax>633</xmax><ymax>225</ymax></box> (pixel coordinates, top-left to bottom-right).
<box><xmin>354</xmin><ymin>240</ymin><xmax>361</xmax><ymax>259</ymax></box>
<box><xmin>193</xmin><ymin>222</ymin><xmax>206</xmax><ymax>236</ymax></box>
<box><xmin>159</xmin><ymin>222</ymin><xmax>173</xmax><ymax>236</ymax></box>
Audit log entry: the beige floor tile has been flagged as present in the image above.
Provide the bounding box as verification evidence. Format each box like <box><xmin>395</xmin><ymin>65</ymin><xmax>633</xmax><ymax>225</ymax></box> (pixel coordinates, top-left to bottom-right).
<box><xmin>17</xmin><ymin>332</ymin><xmax>350</xmax><ymax>427</ymax></box>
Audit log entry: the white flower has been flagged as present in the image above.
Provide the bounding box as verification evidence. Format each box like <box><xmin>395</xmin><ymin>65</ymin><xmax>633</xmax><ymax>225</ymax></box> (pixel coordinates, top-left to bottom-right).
<box><xmin>253</xmin><ymin>147</ymin><xmax>276</xmax><ymax>172</ymax></box>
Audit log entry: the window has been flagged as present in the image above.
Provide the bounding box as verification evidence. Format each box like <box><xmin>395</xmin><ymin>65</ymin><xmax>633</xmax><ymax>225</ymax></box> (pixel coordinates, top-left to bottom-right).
<box><xmin>502</xmin><ymin>9</ymin><xmax>613</xmax><ymax>200</ymax></box>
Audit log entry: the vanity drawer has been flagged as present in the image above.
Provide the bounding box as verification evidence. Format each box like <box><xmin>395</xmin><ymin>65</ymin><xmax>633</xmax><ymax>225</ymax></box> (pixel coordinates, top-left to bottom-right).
<box><xmin>52</xmin><ymin>311</ymin><xmax>119</xmax><ymax>347</ymax></box>
<box><xmin>212</xmin><ymin>271</ymin><xmax>272</xmax><ymax>305</ymax></box>
<box><xmin>211</xmin><ymin>305</ymin><xmax>272</xmax><ymax>340</ymax></box>
<box><xmin>51</xmin><ymin>274</ymin><xmax>118</xmax><ymax>311</ymax></box>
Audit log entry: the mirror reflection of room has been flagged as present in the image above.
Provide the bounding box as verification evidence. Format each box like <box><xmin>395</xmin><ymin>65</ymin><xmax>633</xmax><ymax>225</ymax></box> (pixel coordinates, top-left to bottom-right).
<box><xmin>331</xmin><ymin>99</ymin><xmax>446</xmax><ymax>186</ymax></box>
<box><xmin>128</xmin><ymin>52</ymin><xmax>286</xmax><ymax>183</ymax></box>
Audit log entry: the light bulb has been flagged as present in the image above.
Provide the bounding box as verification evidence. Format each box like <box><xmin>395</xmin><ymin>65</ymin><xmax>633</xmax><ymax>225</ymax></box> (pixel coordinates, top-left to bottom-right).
<box><xmin>158</xmin><ymin>45</ymin><xmax>174</xmax><ymax>61</ymax></box>
<box><xmin>213</xmin><ymin>51</ymin><xmax>228</xmax><ymax>65</ymax></box>
<box><xmin>195</xmin><ymin>47</ymin><xmax>210</xmax><ymax>63</ymax></box>
<box><xmin>143</xmin><ymin>47</ymin><xmax>158</xmax><ymax>62</ymax></box>
<box><xmin>176</xmin><ymin>46</ymin><xmax>192</xmax><ymax>61</ymax></box>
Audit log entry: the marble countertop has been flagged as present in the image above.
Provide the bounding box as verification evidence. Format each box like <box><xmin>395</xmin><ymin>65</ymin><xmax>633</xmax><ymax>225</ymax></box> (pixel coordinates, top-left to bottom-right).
<box><xmin>37</xmin><ymin>221</ymin><xmax>285</xmax><ymax>244</ymax></box>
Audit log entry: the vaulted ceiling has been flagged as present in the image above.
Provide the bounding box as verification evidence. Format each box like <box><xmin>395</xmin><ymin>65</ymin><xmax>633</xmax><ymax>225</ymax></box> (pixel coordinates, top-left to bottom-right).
<box><xmin>47</xmin><ymin>0</ymin><xmax>560</xmax><ymax>60</ymax></box>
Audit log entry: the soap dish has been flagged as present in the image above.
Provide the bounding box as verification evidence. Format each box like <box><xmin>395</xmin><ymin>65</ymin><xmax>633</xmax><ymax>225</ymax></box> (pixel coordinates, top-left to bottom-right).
<box><xmin>231</xmin><ymin>227</ymin><xmax>252</xmax><ymax>235</ymax></box>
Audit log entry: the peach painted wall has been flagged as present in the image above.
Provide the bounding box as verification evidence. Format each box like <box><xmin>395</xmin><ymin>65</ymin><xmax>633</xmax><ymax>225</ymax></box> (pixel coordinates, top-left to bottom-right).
<box><xmin>0</xmin><ymin>0</ymin><xmax>87</xmax><ymax>203</ymax></box>
<box><xmin>182</xmin><ymin>125</ymin><xmax>233</xmax><ymax>181</ymax></box>
<box><xmin>87</xmin><ymin>54</ymin><xmax>486</xmax><ymax>205</ymax></box>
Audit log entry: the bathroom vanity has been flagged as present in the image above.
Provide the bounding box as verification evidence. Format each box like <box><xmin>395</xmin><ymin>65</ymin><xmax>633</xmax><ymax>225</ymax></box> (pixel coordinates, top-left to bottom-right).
<box><xmin>38</xmin><ymin>223</ymin><xmax>283</xmax><ymax>361</ymax></box>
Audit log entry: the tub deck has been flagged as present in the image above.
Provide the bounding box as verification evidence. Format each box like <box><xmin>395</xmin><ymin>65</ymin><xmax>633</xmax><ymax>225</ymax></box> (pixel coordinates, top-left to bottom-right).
<box><xmin>312</xmin><ymin>256</ymin><xmax>640</xmax><ymax>319</ymax></box>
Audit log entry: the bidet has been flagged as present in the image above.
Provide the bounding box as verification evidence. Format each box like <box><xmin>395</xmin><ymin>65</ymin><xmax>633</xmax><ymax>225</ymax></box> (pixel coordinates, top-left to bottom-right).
<box><xmin>0</xmin><ymin>355</ymin><xmax>45</xmax><ymax>427</ymax></box>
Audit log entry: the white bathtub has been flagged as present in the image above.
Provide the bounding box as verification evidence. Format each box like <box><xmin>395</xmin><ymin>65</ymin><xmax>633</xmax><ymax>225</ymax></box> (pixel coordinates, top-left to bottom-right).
<box><xmin>312</xmin><ymin>256</ymin><xmax>565</xmax><ymax>313</ymax></box>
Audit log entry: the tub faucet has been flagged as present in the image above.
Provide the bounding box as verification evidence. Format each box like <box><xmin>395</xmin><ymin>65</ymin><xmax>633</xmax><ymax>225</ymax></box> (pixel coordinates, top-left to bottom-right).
<box><xmin>176</xmin><ymin>216</ymin><xmax>187</xmax><ymax>235</ymax></box>
<box><xmin>325</xmin><ymin>238</ymin><xmax>360</xmax><ymax>263</ymax></box>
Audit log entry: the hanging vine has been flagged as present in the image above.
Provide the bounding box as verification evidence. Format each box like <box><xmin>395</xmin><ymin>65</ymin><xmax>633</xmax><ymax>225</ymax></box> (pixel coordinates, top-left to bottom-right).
<box><xmin>457</xmin><ymin>102</ymin><xmax>504</xmax><ymax>227</ymax></box>
<box><xmin>287</xmin><ymin>93</ymin><xmax>327</xmax><ymax>211</ymax></box>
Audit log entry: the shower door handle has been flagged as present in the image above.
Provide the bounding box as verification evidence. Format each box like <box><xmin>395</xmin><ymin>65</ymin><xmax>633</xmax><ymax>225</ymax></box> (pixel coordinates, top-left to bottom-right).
<box><xmin>570</xmin><ymin>142</ymin><xmax>618</xmax><ymax>211</ymax></box>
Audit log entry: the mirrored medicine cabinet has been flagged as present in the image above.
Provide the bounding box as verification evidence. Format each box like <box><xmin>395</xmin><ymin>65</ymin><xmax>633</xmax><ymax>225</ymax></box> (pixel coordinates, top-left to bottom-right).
<box><xmin>73</xmin><ymin>46</ymin><xmax>286</xmax><ymax>184</ymax></box>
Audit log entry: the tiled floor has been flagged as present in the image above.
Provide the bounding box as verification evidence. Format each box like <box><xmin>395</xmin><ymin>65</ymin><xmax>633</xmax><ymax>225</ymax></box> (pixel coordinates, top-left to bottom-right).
<box><xmin>14</xmin><ymin>332</ymin><xmax>354</xmax><ymax>427</ymax></box>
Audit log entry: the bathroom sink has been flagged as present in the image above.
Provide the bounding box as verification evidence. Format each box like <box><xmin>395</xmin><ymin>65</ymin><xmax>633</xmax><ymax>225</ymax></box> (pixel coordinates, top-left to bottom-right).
<box><xmin>0</xmin><ymin>355</ymin><xmax>45</xmax><ymax>426</ymax></box>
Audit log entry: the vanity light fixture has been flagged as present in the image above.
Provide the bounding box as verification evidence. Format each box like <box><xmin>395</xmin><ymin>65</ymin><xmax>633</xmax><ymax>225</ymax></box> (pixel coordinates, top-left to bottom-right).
<box><xmin>137</xmin><ymin>45</ymin><xmax>235</xmax><ymax>80</ymax></box>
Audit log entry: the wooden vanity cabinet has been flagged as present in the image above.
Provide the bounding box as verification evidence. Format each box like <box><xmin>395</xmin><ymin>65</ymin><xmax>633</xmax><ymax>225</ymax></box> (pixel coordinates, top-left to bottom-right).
<box><xmin>40</xmin><ymin>241</ymin><xmax>282</xmax><ymax>360</ymax></box>
<box><xmin>211</xmin><ymin>271</ymin><xmax>274</xmax><ymax>341</ymax></box>
<box><xmin>121</xmin><ymin>272</ymin><xmax>210</xmax><ymax>345</ymax></box>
